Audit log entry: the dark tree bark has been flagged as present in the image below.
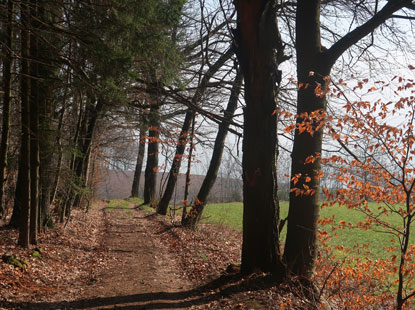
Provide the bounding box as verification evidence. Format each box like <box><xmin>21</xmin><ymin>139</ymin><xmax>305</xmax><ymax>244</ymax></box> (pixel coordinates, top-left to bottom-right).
<box><xmin>157</xmin><ymin>47</ymin><xmax>234</xmax><ymax>215</ymax></box>
<box><xmin>16</xmin><ymin>0</ymin><xmax>31</xmax><ymax>248</ymax></box>
<box><xmin>72</xmin><ymin>96</ymin><xmax>104</xmax><ymax>209</ymax></box>
<box><xmin>283</xmin><ymin>0</ymin><xmax>411</xmax><ymax>279</ymax></box>
<box><xmin>71</xmin><ymin>97</ymin><xmax>86</xmax><ymax>172</ymax></box>
<box><xmin>233</xmin><ymin>0</ymin><xmax>288</xmax><ymax>276</ymax></box>
<box><xmin>183</xmin><ymin>112</ymin><xmax>196</xmax><ymax>204</ymax></box>
<box><xmin>156</xmin><ymin>109</ymin><xmax>192</xmax><ymax>213</ymax></box>
<box><xmin>50</xmin><ymin>107</ymin><xmax>66</xmax><ymax>206</ymax></box>
<box><xmin>0</xmin><ymin>0</ymin><xmax>13</xmax><ymax>218</ymax></box>
<box><xmin>29</xmin><ymin>0</ymin><xmax>39</xmax><ymax>243</ymax></box>
<box><xmin>143</xmin><ymin>102</ymin><xmax>160</xmax><ymax>205</ymax></box>
<box><xmin>28</xmin><ymin>1</ymin><xmax>64</xmax><ymax>228</ymax></box>
<box><xmin>182</xmin><ymin>68</ymin><xmax>243</xmax><ymax>229</ymax></box>
<box><xmin>80</xmin><ymin>98</ymin><xmax>103</xmax><ymax>185</ymax></box>
<box><xmin>38</xmin><ymin>55</ymin><xmax>56</xmax><ymax>229</ymax></box>
<box><xmin>61</xmin><ymin>96</ymin><xmax>85</xmax><ymax>222</ymax></box>
<box><xmin>131</xmin><ymin>122</ymin><xmax>147</xmax><ymax>198</ymax></box>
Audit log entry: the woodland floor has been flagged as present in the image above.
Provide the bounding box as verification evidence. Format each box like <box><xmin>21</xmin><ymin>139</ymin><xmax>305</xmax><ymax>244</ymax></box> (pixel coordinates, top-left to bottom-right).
<box><xmin>0</xmin><ymin>202</ymin><xmax>314</xmax><ymax>310</ymax></box>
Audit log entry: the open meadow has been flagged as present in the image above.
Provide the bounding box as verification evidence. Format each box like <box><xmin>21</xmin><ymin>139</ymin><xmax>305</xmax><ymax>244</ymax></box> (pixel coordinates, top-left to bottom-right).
<box><xmin>201</xmin><ymin>201</ymin><xmax>405</xmax><ymax>261</ymax></box>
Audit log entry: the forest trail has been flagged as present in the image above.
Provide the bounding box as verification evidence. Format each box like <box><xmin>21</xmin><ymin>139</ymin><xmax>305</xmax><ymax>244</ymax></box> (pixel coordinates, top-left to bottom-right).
<box><xmin>67</xmin><ymin>204</ymin><xmax>195</xmax><ymax>309</ymax></box>
<box><xmin>0</xmin><ymin>203</ymin><xmax>213</xmax><ymax>310</ymax></box>
<box><xmin>1</xmin><ymin>202</ymin><xmax>246</xmax><ymax>310</ymax></box>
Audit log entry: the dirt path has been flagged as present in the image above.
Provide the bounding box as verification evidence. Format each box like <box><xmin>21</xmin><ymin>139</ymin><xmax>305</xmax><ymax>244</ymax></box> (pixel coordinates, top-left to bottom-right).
<box><xmin>1</xmin><ymin>202</ymin><xmax>247</xmax><ymax>310</ymax></box>
<box><xmin>73</xmin><ymin>205</ymin><xmax>195</xmax><ymax>309</ymax></box>
<box><xmin>1</xmin><ymin>204</ymin><xmax>205</xmax><ymax>310</ymax></box>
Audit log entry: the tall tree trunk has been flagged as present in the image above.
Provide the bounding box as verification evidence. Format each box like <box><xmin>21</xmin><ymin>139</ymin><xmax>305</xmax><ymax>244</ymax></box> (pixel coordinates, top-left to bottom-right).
<box><xmin>72</xmin><ymin>97</ymin><xmax>104</xmax><ymax>209</ymax></box>
<box><xmin>29</xmin><ymin>0</ymin><xmax>39</xmax><ymax>243</ymax></box>
<box><xmin>38</xmin><ymin>90</ymin><xmax>54</xmax><ymax>230</ymax></box>
<box><xmin>156</xmin><ymin>109</ymin><xmax>192</xmax><ymax>214</ymax></box>
<box><xmin>143</xmin><ymin>102</ymin><xmax>160</xmax><ymax>205</ymax></box>
<box><xmin>70</xmin><ymin>96</ymin><xmax>86</xmax><ymax>172</ymax></box>
<box><xmin>50</xmin><ymin>107</ymin><xmax>66</xmax><ymax>206</ymax></box>
<box><xmin>16</xmin><ymin>0</ymin><xmax>31</xmax><ymax>248</ymax></box>
<box><xmin>0</xmin><ymin>0</ymin><xmax>14</xmax><ymax>218</ymax></box>
<box><xmin>81</xmin><ymin>98</ymin><xmax>103</xmax><ymax>185</ymax></box>
<box><xmin>61</xmin><ymin>95</ymin><xmax>85</xmax><ymax>222</ymax></box>
<box><xmin>283</xmin><ymin>0</ymin><xmax>408</xmax><ymax>280</ymax></box>
<box><xmin>131</xmin><ymin>123</ymin><xmax>147</xmax><ymax>198</ymax></box>
<box><xmin>183</xmin><ymin>112</ymin><xmax>196</xmax><ymax>202</ymax></box>
<box><xmin>283</xmin><ymin>0</ymin><xmax>328</xmax><ymax>279</ymax></box>
<box><xmin>233</xmin><ymin>0</ymin><xmax>287</xmax><ymax>276</ymax></box>
<box><xmin>157</xmin><ymin>47</ymin><xmax>234</xmax><ymax>215</ymax></box>
<box><xmin>36</xmin><ymin>0</ymin><xmax>59</xmax><ymax>229</ymax></box>
<box><xmin>182</xmin><ymin>69</ymin><xmax>243</xmax><ymax>229</ymax></box>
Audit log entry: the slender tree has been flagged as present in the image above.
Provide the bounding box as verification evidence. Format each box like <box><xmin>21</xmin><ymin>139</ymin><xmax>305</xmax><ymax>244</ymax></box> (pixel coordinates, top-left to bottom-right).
<box><xmin>37</xmin><ymin>0</ymin><xmax>61</xmax><ymax>229</ymax></box>
<box><xmin>131</xmin><ymin>121</ymin><xmax>147</xmax><ymax>198</ymax></box>
<box><xmin>50</xmin><ymin>106</ymin><xmax>66</xmax><ymax>208</ymax></box>
<box><xmin>183</xmin><ymin>112</ymin><xmax>196</xmax><ymax>203</ymax></box>
<box><xmin>157</xmin><ymin>47</ymin><xmax>235</xmax><ymax>215</ymax></box>
<box><xmin>284</xmin><ymin>0</ymin><xmax>413</xmax><ymax>280</ymax></box>
<box><xmin>29</xmin><ymin>0</ymin><xmax>40</xmax><ymax>243</ymax></box>
<box><xmin>143</xmin><ymin>101</ymin><xmax>160</xmax><ymax>205</ymax></box>
<box><xmin>72</xmin><ymin>96</ymin><xmax>104</xmax><ymax>208</ymax></box>
<box><xmin>16</xmin><ymin>0</ymin><xmax>32</xmax><ymax>247</ymax></box>
<box><xmin>182</xmin><ymin>68</ymin><xmax>243</xmax><ymax>229</ymax></box>
<box><xmin>0</xmin><ymin>0</ymin><xmax>14</xmax><ymax>218</ymax></box>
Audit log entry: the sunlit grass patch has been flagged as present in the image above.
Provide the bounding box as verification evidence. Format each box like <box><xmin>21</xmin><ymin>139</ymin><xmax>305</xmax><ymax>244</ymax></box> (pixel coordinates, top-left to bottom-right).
<box><xmin>201</xmin><ymin>202</ymin><xmax>244</xmax><ymax>231</ymax></box>
<box><xmin>126</xmin><ymin>197</ymin><xmax>143</xmax><ymax>205</ymax></box>
<box><xmin>202</xmin><ymin>201</ymin><xmax>289</xmax><ymax>233</ymax></box>
<box><xmin>139</xmin><ymin>204</ymin><xmax>154</xmax><ymax>214</ymax></box>
<box><xmin>203</xmin><ymin>201</ymin><xmax>407</xmax><ymax>261</ymax></box>
<box><xmin>104</xmin><ymin>199</ymin><xmax>130</xmax><ymax>210</ymax></box>
<box><xmin>318</xmin><ymin>202</ymin><xmax>407</xmax><ymax>260</ymax></box>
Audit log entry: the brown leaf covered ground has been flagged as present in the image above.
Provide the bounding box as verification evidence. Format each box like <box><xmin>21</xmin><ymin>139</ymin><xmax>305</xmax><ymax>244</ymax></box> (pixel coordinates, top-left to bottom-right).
<box><xmin>0</xmin><ymin>202</ymin><xmax>315</xmax><ymax>310</ymax></box>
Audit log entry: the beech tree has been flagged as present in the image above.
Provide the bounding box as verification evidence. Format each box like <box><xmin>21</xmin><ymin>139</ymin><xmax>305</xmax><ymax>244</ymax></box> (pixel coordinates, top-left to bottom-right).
<box><xmin>143</xmin><ymin>99</ymin><xmax>161</xmax><ymax>205</ymax></box>
<box><xmin>233</xmin><ymin>0</ymin><xmax>289</xmax><ymax>275</ymax></box>
<box><xmin>231</xmin><ymin>0</ymin><xmax>415</xmax><ymax>284</ymax></box>
<box><xmin>126</xmin><ymin>0</ymin><xmax>242</xmax><ymax>216</ymax></box>
<box><xmin>310</xmin><ymin>75</ymin><xmax>415</xmax><ymax>309</ymax></box>
<box><xmin>284</xmin><ymin>0</ymin><xmax>415</xmax><ymax>280</ymax></box>
<box><xmin>131</xmin><ymin>119</ymin><xmax>147</xmax><ymax>198</ymax></box>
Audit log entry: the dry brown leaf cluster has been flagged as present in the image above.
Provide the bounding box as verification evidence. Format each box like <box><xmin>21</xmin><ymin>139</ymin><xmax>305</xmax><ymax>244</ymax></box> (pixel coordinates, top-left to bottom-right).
<box><xmin>0</xmin><ymin>202</ymin><xmax>112</xmax><ymax>307</ymax></box>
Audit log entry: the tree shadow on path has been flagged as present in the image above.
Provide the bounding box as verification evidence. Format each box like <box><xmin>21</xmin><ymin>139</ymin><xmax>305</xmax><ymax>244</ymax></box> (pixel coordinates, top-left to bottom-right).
<box><xmin>2</xmin><ymin>273</ymin><xmax>278</xmax><ymax>310</ymax></box>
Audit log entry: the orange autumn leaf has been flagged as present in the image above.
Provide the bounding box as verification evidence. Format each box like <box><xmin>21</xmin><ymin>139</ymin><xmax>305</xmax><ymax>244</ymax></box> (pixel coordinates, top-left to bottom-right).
<box><xmin>284</xmin><ymin>124</ymin><xmax>295</xmax><ymax>133</ymax></box>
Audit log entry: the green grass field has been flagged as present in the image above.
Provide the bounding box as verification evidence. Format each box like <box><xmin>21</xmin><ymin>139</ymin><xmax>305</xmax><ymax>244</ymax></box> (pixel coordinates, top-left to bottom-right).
<box><xmin>201</xmin><ymin>201</ymin><xmax>405</xmax><ymax>260</ymax></box>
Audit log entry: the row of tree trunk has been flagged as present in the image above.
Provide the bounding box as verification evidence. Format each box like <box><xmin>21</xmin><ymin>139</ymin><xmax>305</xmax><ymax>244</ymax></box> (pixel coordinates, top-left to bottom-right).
<box><xmin>5</xmin><ymin>0</ymin><xmax>55</xmax><ymax>247</ymax></box>
<box><xmin>128</xmin><ymin>0</ymin><xmax>413</xmax><ymax>289</ymax></box>
<box><xmin>1</xmin><ymin>0</ymin><xmax>112</xmax><ymax>247</ymax></box>
<box><xmin>3</xmin><ymin>0</ymin><xmax>409</xmax><ymax>293</ymax></box>
<box><xmin>129</xmin><ymin>48</ymin><xmax>240</xmax><ymax>227</ymax></box>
